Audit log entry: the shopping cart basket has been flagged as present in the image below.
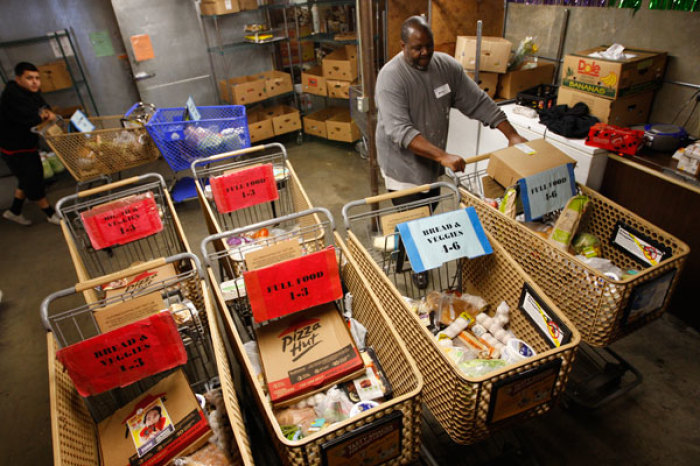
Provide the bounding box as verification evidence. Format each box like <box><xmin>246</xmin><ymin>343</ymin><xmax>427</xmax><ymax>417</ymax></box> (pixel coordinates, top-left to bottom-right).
<box><xmin>44</xmin><ymin>253</ymin><xmax>254</xmax><ymax>464</ymax></box>
<box><xmin>452</xmin><ymin>156</ymin><xmax>690</xmax><ymax>346</ymax></box>
<box><xmin>42</xmin><ymin>112</ymin><xmax>160</xmax><ymax>182</ymax></box>
<box><xmin>201</xmin><ymin>208</ymin><xmax>423</xmax><ymax>465</ymax></box>
<box><xmin>56</xmin><ymin>173</ymin><xmax>191</xmax><ymax>282</ymax></box>
<box><xmin>191</xmin><ymin>143</ymin><xmax>313</xmax><ymax>235</ymax></box>
<box><xmin>341</xmin><ymin>183</ymin><xmax>580</xmax><ymax>444</ymax></box>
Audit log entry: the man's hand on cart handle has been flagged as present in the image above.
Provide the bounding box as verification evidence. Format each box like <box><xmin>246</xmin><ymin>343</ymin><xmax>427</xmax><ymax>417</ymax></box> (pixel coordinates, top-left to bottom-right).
<box><xmin>39</xmin><ymin>108</ymin><xmax>57</xmax><ymax>122</ymax></box>
<box><xmin>408</xmin><ymin>134</ymin><xmax>466</xmax><ymax>172</ymax></box>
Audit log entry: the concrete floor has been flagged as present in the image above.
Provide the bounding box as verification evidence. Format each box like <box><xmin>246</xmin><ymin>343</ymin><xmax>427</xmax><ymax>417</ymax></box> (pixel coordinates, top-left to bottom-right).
<box><xmin>0</xmin><ymin>137</ymin><xmax>698</xmax><ymax>465</ymax></box>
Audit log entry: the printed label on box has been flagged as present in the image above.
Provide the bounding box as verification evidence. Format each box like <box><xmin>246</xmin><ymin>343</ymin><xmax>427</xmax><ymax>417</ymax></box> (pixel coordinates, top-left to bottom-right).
<box><xmin>55</xmin><ymin>313</ymin><xmax>187</xmax><ymax>396</ymax></box>
<box><xmin>244</xmin><ymin>239</ymin><xmax>302</xmax><ymax>270</ymax></box>
<box><xmin>396</xmin><ymin>207</ymin><xmax>492</xmax><ymax>273</ymax></box>
<box><xmin>81</xmin><ymin>193</ymin><xmax>163</xmax><ymax>250</ymax></box>
<box><xmin>126</xmin><ymin>397</ymin><xmax>175</xmax><ymax>458</ymax></box>
<box><xmin>243</xmin><ymin>247</ymin><xmax>343</xmax><ymax>322</ymax></box>
<box><xmin>518</xmin><ymin>164</ymin><xmax>576</xmax><ymax>221</ymax></box>
<box><xmin>210</xmin><ymin>164</ymin><xmax>279</xmax><ymax>213</ymax></box>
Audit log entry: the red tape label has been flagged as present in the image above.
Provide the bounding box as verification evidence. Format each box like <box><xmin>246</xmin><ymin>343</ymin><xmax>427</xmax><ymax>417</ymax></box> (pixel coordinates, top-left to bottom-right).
<box><xmin>56</xmin><ymin>313</ymin><xmax>187</xmax><ymax>397</ymax></box>
<box><xmin>210</xmin><ymin>164</ymin><xmax>279</xmax><ymax>213</ymax></box>
<box><xmin>243</xmin><ymin>247</ymin><xmax>343</xmax><ymax>323</ymax></box>
<box><xmin>81</xmin><ymin>192</ymin><xmax>163</xmax><ymax>250</ymax></box>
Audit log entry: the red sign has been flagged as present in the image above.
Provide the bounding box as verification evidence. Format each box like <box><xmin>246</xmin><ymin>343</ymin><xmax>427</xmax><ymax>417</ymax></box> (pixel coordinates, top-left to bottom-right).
<box><xmin>243</xmin><ymin>247</ymin><xmax>343</xmax><ymax>323</ymax></box>
<box><xmin>209</xmin><ymin>164</ymin><xmax>279</xmax><ymax>213</ymax></box>
<box><xmin>577</xmin><ymin>59</ymin><xmax>601</xmax><ymax>77</ymax></box>
<box><xmin>56</xmin><ymin>313</ymin><xmax>187</xmax><ymax>397</ymax></box>
<box><xmin>81</xmin><ymin>192</ymin><xmax>163</xmax><ymax>250</ymax></box>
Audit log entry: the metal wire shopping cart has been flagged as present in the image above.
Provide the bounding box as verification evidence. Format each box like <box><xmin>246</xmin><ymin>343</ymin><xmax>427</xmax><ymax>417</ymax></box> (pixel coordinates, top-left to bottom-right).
<box><xmin>146</xmin><ymin>105</ymin><xmax>251</xmax><ymax>202</ymax></box>
<box><xmin>42</xmin><ymin>110</ymin><xmax>160</xmax><ymax>183</ymax></box>
<box><xmin>191</xmin><ymin>143</ymin><xmax>313</xmax><ymax>235</ymax></box>
<box><xmin>43</xmin><ymin>253</ymin><xmax>254</xmax><ymax>465</ymax></box>
<box><xmin>201</xmin><ymin>208</ymin><xmax>423</xmax><ymax>465</ymax></box>
<box><xmin>56</xmin><ymin>173</ymin><xmax>191</xmax><ymax>283</ymax></box>
<box><xmin>341</xmin><ymin>182</ymin><xmax>580</xmax><ymax>444</ymax></box>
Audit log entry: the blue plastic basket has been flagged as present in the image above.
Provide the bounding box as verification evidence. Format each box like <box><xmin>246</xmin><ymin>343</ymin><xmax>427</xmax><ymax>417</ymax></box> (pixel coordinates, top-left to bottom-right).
<box><xmin>145</xmin><ymin>105</ymin><xmax>251</xmax><ymax>172</ymax></box>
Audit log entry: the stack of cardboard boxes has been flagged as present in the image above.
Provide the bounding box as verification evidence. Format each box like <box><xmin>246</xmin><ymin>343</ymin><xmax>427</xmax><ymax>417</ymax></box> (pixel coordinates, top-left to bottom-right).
<box><xmin>557</xmin><ymin>46</ymin><xmax>667</xmax><ymax>127</ymax></box>
<box><xmin>219</xmin><ymin>70</ymin><xmax>301</xmax><ymax>143</ymax></box>
<box><xmin>454</xmin><ymin>36</ymin><xmax>556</xmax><ymax>101</ymax></box>
<box><xmin>301</xmin><ymin>45</ymin><xmax>361</xmax><ymax>143</ymax></box>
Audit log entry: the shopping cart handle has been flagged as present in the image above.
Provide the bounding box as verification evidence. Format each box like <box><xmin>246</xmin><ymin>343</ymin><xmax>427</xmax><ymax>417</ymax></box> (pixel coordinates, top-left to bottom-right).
<box><xmin>364</xmin><ymin>184</ymin><xmax>435</xmax><ymax>204</ymax></box>
<box><xmin>76</xmin><ymin>176</ymin><xmax>141</xmax><ymax>198</ymax></box>
<box><xmin>463</xmin><ymin>153</ymin><xmax>491</xmax><ymax>165</ymax></box>
<box><xmin>190</xmin><ymin>143</ymin><xmax>283</xmax><ymax>175</ymax></box>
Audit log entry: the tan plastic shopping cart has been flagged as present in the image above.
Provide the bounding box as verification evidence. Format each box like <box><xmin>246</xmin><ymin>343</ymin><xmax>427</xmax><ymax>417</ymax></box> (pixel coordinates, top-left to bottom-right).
<box><xmin>56</xmin><ymin>173</ymin><xmax>191</xmax><ymax>282</ymax></box>
<box><xmin>43</xmin><ymin>253</ymin><xmax>254</xmax><ymax>465</ymax></box>
<box><xmin>201</xmin><ymin>208</ymin><xmax>424</xmax><ymax>465</ymax></box>
<box><xmin>341</xmin><ymin>182</ymin><xmax>580</xmax><ymax>444</ymax></box>
<box><xmin>43</xmin><ymin>114</ymin><xmax>160</xmax><ymax>182</ymax></box>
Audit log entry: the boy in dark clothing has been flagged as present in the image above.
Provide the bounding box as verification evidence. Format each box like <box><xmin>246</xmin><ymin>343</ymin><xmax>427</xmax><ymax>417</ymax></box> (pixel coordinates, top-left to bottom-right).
<box><xmin>1</xmin><ymin>61</ymin><xmax>60</xmax><ymax>226</ymax></box>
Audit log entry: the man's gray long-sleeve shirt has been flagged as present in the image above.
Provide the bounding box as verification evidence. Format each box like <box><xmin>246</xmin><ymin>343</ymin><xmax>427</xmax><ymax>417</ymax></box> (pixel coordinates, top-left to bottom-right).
<box><xmin>375</xmin><ymin>51</ymin><xmax>507</xmax><ymax>186</ymax></box>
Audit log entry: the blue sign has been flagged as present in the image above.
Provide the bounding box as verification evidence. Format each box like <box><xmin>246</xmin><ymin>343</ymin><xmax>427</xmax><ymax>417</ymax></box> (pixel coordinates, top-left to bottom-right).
<box><xmin>518</xmin><ymin>163</ymin><xmax>576</xmax><ymax>221</ymax></box>
<box><xmin>396</xmin><ymin>207</ymin><xmax>492</xmax><ymax>273</ymax></box>
<box><xmin>70</xmin><ymin>110</ymin><xmax>95</xmax><ymax>133</ymax></box>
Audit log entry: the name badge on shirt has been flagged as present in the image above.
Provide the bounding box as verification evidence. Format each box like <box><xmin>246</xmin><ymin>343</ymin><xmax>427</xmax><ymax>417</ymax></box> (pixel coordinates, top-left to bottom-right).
<box><xmin>434</xmin><ymin>83</ymin><xmax>451</xmax><ymax>99</ymax></box>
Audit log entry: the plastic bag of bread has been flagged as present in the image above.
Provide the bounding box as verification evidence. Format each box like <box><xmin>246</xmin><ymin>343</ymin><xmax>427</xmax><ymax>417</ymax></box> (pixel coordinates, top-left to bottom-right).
<box><xmin>548</xmin><ymin>195</ymin><xmax>589</xmax><ymax>250</ymax></box>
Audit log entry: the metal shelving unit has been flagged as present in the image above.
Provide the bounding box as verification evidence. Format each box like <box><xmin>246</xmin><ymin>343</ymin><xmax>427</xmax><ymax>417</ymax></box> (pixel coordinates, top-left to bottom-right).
<box><xmin>0</xmin><ymin>29</ymin><xmax>98</xmax><ymax>116</ymax></box>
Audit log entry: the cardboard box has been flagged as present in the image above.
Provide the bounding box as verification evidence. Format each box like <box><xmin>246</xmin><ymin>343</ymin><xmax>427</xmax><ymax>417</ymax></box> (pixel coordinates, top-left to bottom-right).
<box><xmin>560</xmin><ymin>46</ymin><xmax>667</xmax><ymax>99</ymax></box>
<box><xmin>326</xmin><ymin>108</ymin><xmax>360</xmax><ymax>143</ymax></box>
<box><xmin>263</xmin><ymin>105</ymin><xmax>301</xmax><ymax>135</ymax></box>
<box><xmin>303</xmin><ymin>107</ymin><xmax>341</xmax><ymax>138</ymax></box>
<box><xmin>485</xmin><ymin>139</ymin><xmax>576</xmax><ymax>188</ymax></box>
<box><xmin>281</xmin><ymin>42</ymin><xmax>315</xmax><ymax>66</ymax></box>
<box><xmin>247</xmin><ymin>109</ymin><xmax>274</xmax><ymax>143</ymax></box>
<box><xmin>256</xmin><ymin>303</ymin><xmax>365</xmax><ymax>405</ymax></box>
<box><xmin>302</xmin><ymin>66</ymin><xmax>327</xmax><ymax>96</ymax></box>
<box><xmin>239</xmin><ymin>0</ymin><xmax>258</xmax><ymax>10</ymax></box>
<box><xmin>455</xmin><ymin>36</ymin><xmax>512</xmax><ymax>73</ymax></box>
<box><xmin>97</xmin><ymin>370</ymin><xmax>211</xmax><ymax>466</ymax></box>
<box><xmin>200</xmin><ymin>0</ymin><xmax>240</xmax><ymax>16</ymax></box>
<box><xmin>322</xmin><ymin>45</ymin><xmax>358</xmax><ymax>81</ymax></box>
<box><xmin>220</xmin><ymin>76</ymin><xmax>267</xmax><ymax>105</ymax></box>
<box><xmin>255</xmin><ymin>70</ymin><xmax>293</xmax><ymax>98</ymax></box>
<box><xmin>327</xmin><ymin>79</ymin><xmax>355</xmax><ymax>99</ymax></box>
<box><xmin>467</xmin><ymin>71</ymin><xmax>499</xmax><ymax>98</ymax></box>
<box><xmin>38</xmin><ymin>61</ymin><xmax>72</xmax><ymax>93</ymax></box>
<box><xmin>497</xmin><ymin>62</ymin><xmax>556</xmax><ymax>99</ymax></box>
<box><xmin>557</xmin><ymin>86</ymin><xmax>655</xmax><ymax>127</ymax></box>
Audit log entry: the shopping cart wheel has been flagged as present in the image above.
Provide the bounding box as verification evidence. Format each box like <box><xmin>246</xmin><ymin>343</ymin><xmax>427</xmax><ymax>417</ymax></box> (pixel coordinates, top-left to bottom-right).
<box><xmin>563</xmin><ymin>343</ymin><xmax>643</xmax><ymax>409</ymax></box>
<box><xmin>355</xmin><ymin>138</ymin><xmax>368</xmax><ymax>160</ymax></box>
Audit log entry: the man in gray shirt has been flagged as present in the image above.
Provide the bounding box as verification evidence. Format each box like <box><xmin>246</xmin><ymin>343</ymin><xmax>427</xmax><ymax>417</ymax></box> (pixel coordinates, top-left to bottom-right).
<box><xmin>376</xmin><ymin>15</ymin><xmax>525</xmax><ymax>200</ymax></box>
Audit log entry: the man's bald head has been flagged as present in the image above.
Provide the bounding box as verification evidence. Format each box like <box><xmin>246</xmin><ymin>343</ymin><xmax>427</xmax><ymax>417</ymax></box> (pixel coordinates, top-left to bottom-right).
<box><xmin>401</xmin><ymin>15</ymin><xmax>432</xmax><ymax>43</ymax></box>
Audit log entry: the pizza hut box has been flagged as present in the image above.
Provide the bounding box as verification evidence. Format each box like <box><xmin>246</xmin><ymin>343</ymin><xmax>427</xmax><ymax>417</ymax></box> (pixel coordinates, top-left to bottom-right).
<box><xmin>486</xmin><ymin>138</ymin><xmax>576</xmax><ymax>188</ymax></box>
<box><xmin>256</xmin><ymin>303</ymin><xmax>365</xmax><ymax>406</ymax></box>
<box><xmin>97</xmin><ymin>370</ymin><xmax>211</xmax><ymax>466</ymax></box>
<box><xmin>560</xmin><ymin>46</ymin><xmax>666</xmax><ymax>99</ymax></box>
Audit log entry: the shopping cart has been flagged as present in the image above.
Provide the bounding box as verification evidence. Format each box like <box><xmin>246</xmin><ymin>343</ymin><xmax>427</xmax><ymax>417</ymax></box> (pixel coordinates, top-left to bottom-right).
<box><xmin>44</xmin><ymin>253</ymin><xmax>254</xmax><ymax>465</ymax></box>
<box><xmin>42</xmin><ymin>111</ymin><xmax>160</xmax><ymax>183</ymax></box>
<box><xmin>146</xmin><ymin>106</ymin><xmax>251</xmax><ymax>202</ymax></box>
<box><xmin>201</xmin><ymin>208</ymin><xmax>423</xmax><ymax>465</ymax></box>
<box><xmin>453</xmin><ymin>158</ymin><xmax>690</xmax><ymax>344</ymax></box>
<box><xmin>341</xmin><ymin>183</ymin><xmax>580</xmax><ymax>444</ymax></box>
<box><xmin>453</xmin><ymin>157</ymin><xmax>690</xmax><ymax>407</ymax></box>
<box><xmin>191</xmin><ymin>143</ymin><xmax>311</xmax><ymax>235</ymax></box>
<box><xmin>56</xmin><ymin>173</ymin><xmax>191</xmax><ymax>283</ymax></box>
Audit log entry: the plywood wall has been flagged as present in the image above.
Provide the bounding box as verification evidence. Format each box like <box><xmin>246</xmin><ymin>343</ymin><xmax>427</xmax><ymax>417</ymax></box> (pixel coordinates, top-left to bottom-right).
<box><xmin>386</xmin><ymin>0</ymin><xmax>505</xmax><ymax>60</ymax></box>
